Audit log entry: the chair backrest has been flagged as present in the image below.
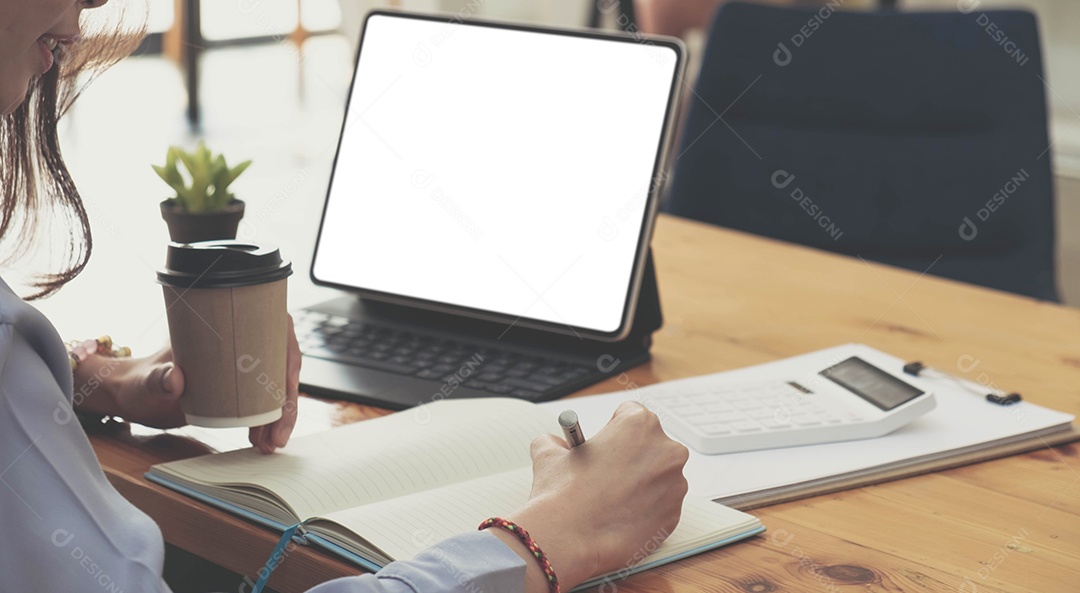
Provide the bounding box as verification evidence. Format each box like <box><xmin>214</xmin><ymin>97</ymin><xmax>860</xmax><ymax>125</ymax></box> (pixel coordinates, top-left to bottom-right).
<box><xmin>666</xmin><ymin>2</ymin><xmax>1058</xmax><ymax>301</ymax></box>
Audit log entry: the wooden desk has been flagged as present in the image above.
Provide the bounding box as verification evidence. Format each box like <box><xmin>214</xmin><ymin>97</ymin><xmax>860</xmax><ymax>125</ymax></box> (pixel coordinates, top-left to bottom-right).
<box><xmin>89</xmin><ymin>214</ymin><xmax>1080</xmax><ymax>593</ymax></box>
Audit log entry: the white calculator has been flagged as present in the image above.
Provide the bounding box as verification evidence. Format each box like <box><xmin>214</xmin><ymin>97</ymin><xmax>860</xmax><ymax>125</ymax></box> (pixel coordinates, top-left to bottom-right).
<box><xmin>649</xmin><ymin>356</ymin><xmax>936</xmax><ymax>454</ymax></box>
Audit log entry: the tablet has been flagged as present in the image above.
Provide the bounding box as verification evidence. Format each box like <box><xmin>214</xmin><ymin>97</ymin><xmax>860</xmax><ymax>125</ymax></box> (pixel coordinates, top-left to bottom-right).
<box><xmin>311</xmin><ymin>11</ymin><xmax>683</xmax><ymax>341</ymax></box>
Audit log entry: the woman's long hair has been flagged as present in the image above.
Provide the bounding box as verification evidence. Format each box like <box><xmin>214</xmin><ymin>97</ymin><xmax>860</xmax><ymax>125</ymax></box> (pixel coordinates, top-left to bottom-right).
<box><xmin>0</xmin><ymin>6</ymin><xmax>145</xmax><ymax>299</ymax></box>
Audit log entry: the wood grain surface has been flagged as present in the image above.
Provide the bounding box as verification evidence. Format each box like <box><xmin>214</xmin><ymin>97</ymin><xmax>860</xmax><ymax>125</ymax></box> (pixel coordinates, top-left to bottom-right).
<box><xmin>90</xmin><ymin>214</ymin><xmax>1080</xmax><ymax>593</ymax></box>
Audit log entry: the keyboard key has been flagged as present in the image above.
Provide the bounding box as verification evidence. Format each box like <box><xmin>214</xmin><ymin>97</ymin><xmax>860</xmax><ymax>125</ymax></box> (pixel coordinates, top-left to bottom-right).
<box><xmin>505</xmin><ymin>378</ymin><xmax>555</xmax><ymax>392</ymax></box>
<box><xmin>527</xmin><ymin>374</ymin><xmax>565</xmax><ymax>387</ymax></box>
<box><xmin>300</xmin><ymin>311</ymin><xmax>329</xmax><ymax>323</ymax></box>
<box><xmin>323</xmin><ymin>340</ymin><xmax>348</xmax><ymax>353</ymax></box>
<box><xmin>417</xmin><ymin>369</ymin><xmax>445</xmax><ymax>380</ymax></box>
<box><xmin>303</xmin><ymin>346</ymin><xmax>418</xmax><ymax>375</ymax></box>
<box><xmin>471</xmin><ymin>382</ymin><xmax>514</xmax><ymax>395</ymax></box>
<box><xmin>322</xmin><ymin>316</ymin><xmax>349</xmax><ymax>328</ymax></box>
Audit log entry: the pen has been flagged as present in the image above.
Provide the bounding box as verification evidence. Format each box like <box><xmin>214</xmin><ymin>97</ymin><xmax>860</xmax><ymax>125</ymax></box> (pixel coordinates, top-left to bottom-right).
<box><xmin>903</xmin><ymin>361</ymin><xmax>1022</xmax><ymax>406</ymax></box>
<box><xmin>559</xmin><ymin>410</ymin><xmax>586</xmax><ymax>448</ymax></box>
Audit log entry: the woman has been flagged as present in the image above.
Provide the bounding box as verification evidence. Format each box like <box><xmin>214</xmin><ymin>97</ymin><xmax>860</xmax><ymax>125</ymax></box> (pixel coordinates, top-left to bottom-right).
<box><xmin>1</xmin><ymin>2</ymin><xmax>690</xmax><ymax>592</ymax></box>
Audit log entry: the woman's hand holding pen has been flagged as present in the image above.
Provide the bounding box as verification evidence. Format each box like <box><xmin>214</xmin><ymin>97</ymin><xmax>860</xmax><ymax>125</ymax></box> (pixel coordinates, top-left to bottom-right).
<box><xmin>491</xmin><ymin>401</ymin><xmax>690</xmax><ymax>592</ymax></box>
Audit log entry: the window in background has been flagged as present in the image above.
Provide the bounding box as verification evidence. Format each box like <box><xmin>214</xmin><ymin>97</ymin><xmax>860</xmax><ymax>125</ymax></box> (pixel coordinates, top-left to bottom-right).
<box><xmin>301</xmin><ymin>0</ymin><xmax>343</xmax><ymax>31</ymax></box>
<box><xmin>148</xmin><ymin>0</ymin><xmax>175</xmax><ymax>33</ymax></box>
<box><xmin>199</xmin><ymin>0</ymin><xmax>342</xmax><ymax>42</ymax></box>
<box><xmin>201</xmin><ymin>0</ymin><xmax>299</xmax><ymax>41</ymax></box>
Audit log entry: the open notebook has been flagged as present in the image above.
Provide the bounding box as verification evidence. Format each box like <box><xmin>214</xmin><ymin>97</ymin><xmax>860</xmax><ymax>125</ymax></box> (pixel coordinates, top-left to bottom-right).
<box><xmin>146</xmin><ymin>398</ymin><xmax>764</xmax><ymax>589</ymax></box>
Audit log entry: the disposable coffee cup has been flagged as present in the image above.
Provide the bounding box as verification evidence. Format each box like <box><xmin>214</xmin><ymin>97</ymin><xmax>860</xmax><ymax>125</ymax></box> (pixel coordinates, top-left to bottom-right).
<box><xmin>158</xmin><ymin>241</ymin><xmax>293</xmax><ymax>428</ymax></box>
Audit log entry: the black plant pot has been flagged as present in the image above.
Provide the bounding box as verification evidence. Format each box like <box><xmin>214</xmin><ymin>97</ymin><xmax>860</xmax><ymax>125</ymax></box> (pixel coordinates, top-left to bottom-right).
<box><xmin>160</xmin><ymin>199</ymin><xmax>245</xmax><ymax>244</ymax></box>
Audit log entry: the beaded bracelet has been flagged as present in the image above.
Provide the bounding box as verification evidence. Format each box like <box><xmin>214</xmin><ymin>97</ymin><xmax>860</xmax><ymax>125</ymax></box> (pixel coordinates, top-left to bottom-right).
<box><xmin>479</xmin><ymin>517</ymin><xmax>560</xmax><ymax>593</ymax></box>
<box><xmin>65</xmin><ymin>335</ymin><xmax>132</xmax><ymax>425</ymax></box>
<box><xmin>66</xmin><ymin>335</ymin><xmax>132</xmax><ymax>372</ymax></box>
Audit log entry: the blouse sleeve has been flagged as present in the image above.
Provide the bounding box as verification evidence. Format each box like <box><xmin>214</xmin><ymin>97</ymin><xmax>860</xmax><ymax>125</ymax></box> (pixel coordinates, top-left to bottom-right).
<box><xmin>0</xmin><ymin>321</ymin><xmax>172</xmax><ymax>593</ymax></box>
<box><xmin>305</xmin><ymin>531</ymin><xmax>525</xmax><ymax>593</ymax></box>
<box><xmin>0</xmin><ymin>289</ymin><xmax>525</xmax><ymax>593</ymax></box>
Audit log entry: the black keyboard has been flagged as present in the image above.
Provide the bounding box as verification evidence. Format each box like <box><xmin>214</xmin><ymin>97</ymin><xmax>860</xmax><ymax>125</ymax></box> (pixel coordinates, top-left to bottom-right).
<box><xmin>295</xmin><ymin>311</ymin><xmax>596</xmax><ymax>401</ymax></box>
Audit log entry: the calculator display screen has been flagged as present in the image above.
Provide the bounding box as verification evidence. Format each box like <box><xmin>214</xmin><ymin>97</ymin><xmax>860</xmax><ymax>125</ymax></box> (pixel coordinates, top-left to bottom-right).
<box><xmin>820</xmin><ymin>357</ymin><xmax>924</xmax><ymax>411</ymax></box>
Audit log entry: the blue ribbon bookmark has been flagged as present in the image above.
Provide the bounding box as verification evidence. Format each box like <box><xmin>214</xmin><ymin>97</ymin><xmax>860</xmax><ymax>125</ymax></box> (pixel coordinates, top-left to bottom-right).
<box><xmin>251</xmin><ymin>523</ymin><xmax>303</xmax><ymax>593</ymax></box>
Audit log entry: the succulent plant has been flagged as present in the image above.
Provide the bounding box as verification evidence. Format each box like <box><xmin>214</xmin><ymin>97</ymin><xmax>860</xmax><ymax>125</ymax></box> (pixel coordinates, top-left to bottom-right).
<box><xmin>153</xmin><ymin>142</ymin><xmax>252</xmax><ymax>213</ymax></box>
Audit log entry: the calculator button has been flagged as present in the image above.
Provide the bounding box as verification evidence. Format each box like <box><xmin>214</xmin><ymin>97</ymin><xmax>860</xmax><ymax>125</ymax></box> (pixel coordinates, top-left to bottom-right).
<box><xmin>703</xmin><ymin>402</ymin><xmax>735</xmax><ymax>413</ymax></box>
<box><xmin>687</xmin><ymin>414</ymin><xmax>720</xmax><ymax>426</ymax></box>
<box><xmin>699</xmin><ymin>424</ymin><xmax>733</xmax><ymax>435</ymax></box>
<box><xmin>665</xmin><ymin>403</ymin><xmax>698</xmax><ymax>414</ymax></box>
<box><xmin>731</xmin><ymin>420</ymin><xmax>762</xmax><ymax>432</ymax></box>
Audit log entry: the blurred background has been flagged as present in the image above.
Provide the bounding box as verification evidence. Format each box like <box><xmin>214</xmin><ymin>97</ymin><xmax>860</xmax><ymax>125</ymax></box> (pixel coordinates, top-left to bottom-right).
<box><xmin>39</xmin><ymin>0</ymin><xmax>1080</xmax><ymax>354</ymax></box>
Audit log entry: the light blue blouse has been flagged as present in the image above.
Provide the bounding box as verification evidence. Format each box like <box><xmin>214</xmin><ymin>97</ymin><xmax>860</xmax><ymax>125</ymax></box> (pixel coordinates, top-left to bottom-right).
<box><xmin>0</xmin><ymin>278</ymin><xmax>525</xmax><ymax>592</ymax></box>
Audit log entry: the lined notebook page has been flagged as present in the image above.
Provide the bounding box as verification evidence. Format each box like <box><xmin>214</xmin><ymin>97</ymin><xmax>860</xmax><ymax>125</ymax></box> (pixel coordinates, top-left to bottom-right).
<box><xmin>151</xmin><ymin>398</ymin><xmax>556</xmax><ymax>519</ymax></box>
<box><xmin>316</xmin><ymin>467</ymin><xmax>761</xmax><ymax>566</ymax></box>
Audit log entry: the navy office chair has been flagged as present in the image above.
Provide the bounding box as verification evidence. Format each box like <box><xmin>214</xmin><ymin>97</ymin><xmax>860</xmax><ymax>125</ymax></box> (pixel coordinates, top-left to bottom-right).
<box><xmin>666</xmin><ymin>3</ymin><xmax>1058</xmax><ymax>301</ymax></box>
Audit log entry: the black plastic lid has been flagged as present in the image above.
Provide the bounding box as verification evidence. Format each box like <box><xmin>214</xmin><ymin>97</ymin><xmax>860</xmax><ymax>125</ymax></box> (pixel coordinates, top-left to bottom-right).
<box><xmin>157</xmin><ymin>241</ymin><xmax>293</xmax><ymax>288</ymax></box>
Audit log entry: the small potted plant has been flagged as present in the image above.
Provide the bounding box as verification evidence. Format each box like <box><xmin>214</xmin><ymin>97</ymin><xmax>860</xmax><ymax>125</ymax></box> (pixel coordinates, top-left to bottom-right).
<box><xmin>153</xmin><ymin>142</ymin><xmax>252</xmax><ymax>243</ymax></box>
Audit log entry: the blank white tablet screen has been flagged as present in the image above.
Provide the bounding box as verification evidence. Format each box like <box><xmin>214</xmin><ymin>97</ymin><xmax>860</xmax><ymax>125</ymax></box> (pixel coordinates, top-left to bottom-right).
<box><xmin>313</xmin><ymin>14</ymin><xmax>679</xmax><ymax>334</ymax></box>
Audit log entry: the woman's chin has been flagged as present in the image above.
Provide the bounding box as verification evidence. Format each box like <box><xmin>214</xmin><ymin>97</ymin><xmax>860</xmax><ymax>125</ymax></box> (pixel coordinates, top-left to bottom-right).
<box><xmin>0</xmin><ymin>76</ymin><xmax>32</xmax><ymax>116</ymax></box>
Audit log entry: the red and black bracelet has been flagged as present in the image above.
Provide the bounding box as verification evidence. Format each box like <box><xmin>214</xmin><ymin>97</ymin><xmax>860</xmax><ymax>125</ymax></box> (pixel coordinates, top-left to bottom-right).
<box><xmin>479</xmin><ymin>517</ymin><xmax>560</xmax><ymax>593</ymax></box>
